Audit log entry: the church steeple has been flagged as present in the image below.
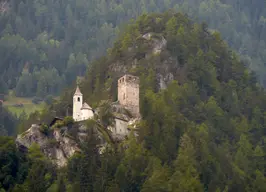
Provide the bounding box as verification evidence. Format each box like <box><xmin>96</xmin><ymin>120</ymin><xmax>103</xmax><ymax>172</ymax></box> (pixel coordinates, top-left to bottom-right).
<box><xmin>74</xmin><ymin>86</ymin><xmax>82</xmax><ymax>96</ymax></box>
<box><xmin>73</xmin><ymin>86</ymin><xmax>83</xmax><ymax>121</ymax></box>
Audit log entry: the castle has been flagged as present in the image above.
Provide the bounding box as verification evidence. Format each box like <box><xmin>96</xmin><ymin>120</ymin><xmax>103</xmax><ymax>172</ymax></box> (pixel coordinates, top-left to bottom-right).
<box><xmin>117</xmin><ymin>74</ymin><xmax>140</xmax><ymax>117</ymax></box>
<box><xmin>73</xmin><ymin>74</ymin><xmax>140</xmax><ymax>138</ymax></box>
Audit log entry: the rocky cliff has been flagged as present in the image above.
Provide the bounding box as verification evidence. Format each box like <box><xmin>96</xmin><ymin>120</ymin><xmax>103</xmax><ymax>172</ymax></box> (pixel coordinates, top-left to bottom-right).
<box><xmin>16</xmin><ymin>124</ymin><xmax>81</xmax><ymax>167</ymax></box>
<box><xmin>16</xmin><ymin>115</ymin><xmax>138</xmax><ymax>167</ymax></box>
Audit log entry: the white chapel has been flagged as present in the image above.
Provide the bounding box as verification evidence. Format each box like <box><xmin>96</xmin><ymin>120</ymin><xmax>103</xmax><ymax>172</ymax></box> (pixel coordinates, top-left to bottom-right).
<box><xmin>72</xmin><ymin>86</ymin><xmax>94</xmax><ymax>121</ymax></box>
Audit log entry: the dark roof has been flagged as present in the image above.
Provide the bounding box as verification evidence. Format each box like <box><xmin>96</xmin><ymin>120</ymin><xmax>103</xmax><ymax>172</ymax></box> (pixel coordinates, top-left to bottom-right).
<box><xmin>49</xmin><ymin>116</ymin><xmax>64</xmax><ymax>127</ymax></box>
<box><xmin>114</xmin><ymin>116</ymin><xmax>129</xmax><ymax>122</ymax></box>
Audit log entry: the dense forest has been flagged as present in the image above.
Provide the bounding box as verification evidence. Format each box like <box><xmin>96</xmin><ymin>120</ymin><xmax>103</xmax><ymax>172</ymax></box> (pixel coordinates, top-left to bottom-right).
<box><xmin>0</xmin><ymin>0</ymin><xmax>266</xmax><ymax>99</ymax></box>
<box><xmin>1</xmin><ymin>11</ymin><xmax>266</xmax><ymax>192</ymax></box>
<box><xmin>0</xmin><ymin>102</ymin><xmax>17</xmax><ymax>136</ymax></box>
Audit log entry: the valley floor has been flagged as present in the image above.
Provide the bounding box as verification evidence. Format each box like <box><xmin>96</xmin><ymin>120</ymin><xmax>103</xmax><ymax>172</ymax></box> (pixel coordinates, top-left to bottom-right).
<box><xmin>2</xmin><ymin>91</ymin><xmax>45</xmax><ymax>116</ymax></box>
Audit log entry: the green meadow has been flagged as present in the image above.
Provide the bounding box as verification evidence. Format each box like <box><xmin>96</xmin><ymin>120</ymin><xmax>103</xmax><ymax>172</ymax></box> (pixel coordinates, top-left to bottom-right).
<box><xmin>3</xmin><ymin>91</ymin><xmax>45</xmax><ymax>117</ymax></box>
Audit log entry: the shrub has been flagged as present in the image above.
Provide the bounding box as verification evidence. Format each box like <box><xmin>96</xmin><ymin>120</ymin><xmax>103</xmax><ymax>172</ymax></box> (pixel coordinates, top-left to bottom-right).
<box><xmin>32</xmin><ymin>97</ymin><xmax>43</xmax><ymax>104</ymax></box>
<box><xmin>63</xmin><ymin>116</ymin><xmax>74</xmax><ymax>126</ymax></box>
<box><xmin>44</xmin><ymin>95</ymin><xmax>53</xmax><ymax>105</ymax></box>
<box><xmin>51</xmin><ymin>120</ymin><xmax>64</xmax><ymax>129</ymax></box>
<box><xmin>39</xmin><ymin>124</ymin><xmax>49</xmax><ymax>135</ymax></box>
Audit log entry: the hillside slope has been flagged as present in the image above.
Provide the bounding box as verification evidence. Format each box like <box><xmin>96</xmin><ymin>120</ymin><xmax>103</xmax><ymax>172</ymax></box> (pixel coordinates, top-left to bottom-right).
<box><xmin>0</xmin><ymin>0</ymin><xmax>266</xmax><ymax>99</ymax></box>
<box><xmin>0</xmin><ymin>102</ymin><xmax>17</xmax><ymax>135</ymax></box>
<box><xmin>7</xmin><ymin>12</ymin><xmax>266</xmax><ymax>192</ymax></box>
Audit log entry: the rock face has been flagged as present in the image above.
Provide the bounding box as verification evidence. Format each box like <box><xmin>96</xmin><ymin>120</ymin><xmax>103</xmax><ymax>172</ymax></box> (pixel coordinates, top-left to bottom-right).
<box><xmin>142</xmin><ymin>32</ymin><xmax>167</xmax><ymax>54</ymax></box>
<box><xmin>0</xmin><ymin>1</ymin><xmax>9</xmax><ymax>13</ymax></box>
<box><xmin>16</xmin><ymin>124</ymin><xmax>80</xmax><ymax>167</ymax></box>
<box><xmin>15</xmin><ymin>118</ymin><xmax>138</xmax><ymax>167</ymax></box>
<box><xmin>158</xmin><ymin>73</ymin><xmax>174</xmax><ymax>90</ymax></box>
<box><xmin>110</xmin><ymin>32</ymin><xmax>179</xmax><ymax>91</ymax></box>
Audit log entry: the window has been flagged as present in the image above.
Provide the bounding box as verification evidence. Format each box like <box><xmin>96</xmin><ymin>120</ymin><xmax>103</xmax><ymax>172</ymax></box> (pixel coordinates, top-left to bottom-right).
<box><xmin>123</xmin><ymin>93</ymin><xmax>126</xmax><ymax>100</ymax></box>
<box><xmin>78</xmin><ymin>97</ymin><xmax>80</xmax><ymax>102</ymax></box>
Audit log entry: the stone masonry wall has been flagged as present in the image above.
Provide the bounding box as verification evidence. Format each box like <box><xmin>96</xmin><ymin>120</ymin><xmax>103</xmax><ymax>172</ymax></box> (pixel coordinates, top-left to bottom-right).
<box><xmin>118</xmin><ymin>75</ymin><xmax>140</xmax><ymax>117</ymax></box>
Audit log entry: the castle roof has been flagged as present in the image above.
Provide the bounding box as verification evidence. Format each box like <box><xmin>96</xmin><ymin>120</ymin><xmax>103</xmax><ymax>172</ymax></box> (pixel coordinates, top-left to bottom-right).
<box><xmin>74</xmin><ymin>86</ymin><xmax>83</xmax><ymax>95</ymax></box>
<box><xmin>81</xmin><ymin>102</ymin><xmax>92</xmax><ymax>110</ymax></box>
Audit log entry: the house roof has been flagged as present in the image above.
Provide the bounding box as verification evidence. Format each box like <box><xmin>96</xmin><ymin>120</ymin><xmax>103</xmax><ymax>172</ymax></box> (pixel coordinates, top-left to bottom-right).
<box><xmin>74</xmin><ymin>86</ymin><xmax>83</xmax><ymax>95</ymax></box>
<box><xmin>49</xmin><ymin>116</ymin><xmax>64</xmax><ymax>127</ymax></box>
<box><xmin>81</xmin><ymin>102</ymin><xmax>92</xmax><ymax>110</ymax></box>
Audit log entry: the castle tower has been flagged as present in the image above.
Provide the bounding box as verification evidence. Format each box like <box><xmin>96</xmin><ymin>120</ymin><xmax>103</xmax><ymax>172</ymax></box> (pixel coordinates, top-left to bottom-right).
<box><xmin>118</xmin><ymin>74</ymin><xmax>140</xmax><ymax>117</ymax></box>
<box><xmin>73</xmin><ymin>86</ymin><xmax>83</xmax><ymax>121</ymax></box>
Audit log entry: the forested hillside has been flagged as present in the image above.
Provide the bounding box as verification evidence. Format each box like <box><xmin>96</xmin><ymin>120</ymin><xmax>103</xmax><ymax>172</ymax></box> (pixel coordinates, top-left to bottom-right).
<box><xmin>0</xmin><ymin>103</ymin><xmax>17</xmax><ymax>136</ymax></box>
<box><xmin>0</xmin><ymin>0</ymin><xmax>266</xmax><ymax>99</ymax></box>
<box><xmin>2</xmin><ymin>12</ymin><xmax>266</xmax><ymax>192</ymax></box>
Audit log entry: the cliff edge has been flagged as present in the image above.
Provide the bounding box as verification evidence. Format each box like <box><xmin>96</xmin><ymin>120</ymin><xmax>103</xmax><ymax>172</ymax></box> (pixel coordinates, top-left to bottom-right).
<box><xmin>16</xmin><ymin>124</ymin><xmax>81</xmax><ymax>167</ymax></box>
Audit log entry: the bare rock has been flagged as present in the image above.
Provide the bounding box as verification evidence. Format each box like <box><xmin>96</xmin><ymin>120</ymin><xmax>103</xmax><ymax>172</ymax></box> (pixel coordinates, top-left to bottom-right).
<box><xmin>16</xmin><ymin>124</ymin><xmax>80</xmax><ymax>168</ymax></box>
<box><xmin>142</xmin><ymin>32</ymin><xmax>167</xmax><ymax>54</ymax></box>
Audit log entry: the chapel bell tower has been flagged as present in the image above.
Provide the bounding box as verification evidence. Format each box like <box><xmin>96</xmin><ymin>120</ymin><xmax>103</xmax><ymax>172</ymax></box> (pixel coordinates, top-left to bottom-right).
<box><xmin>73</xmin><ymin>86</ymin><xmax>83</xmax><ymax>121</ymax></box>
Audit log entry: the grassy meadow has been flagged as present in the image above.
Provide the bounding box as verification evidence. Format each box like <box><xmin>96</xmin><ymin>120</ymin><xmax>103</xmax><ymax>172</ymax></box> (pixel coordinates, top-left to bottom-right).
<box><xmin>3</xmin><ymin>91</ymin><xmax>46</xmax><ymax>117</ymax></box>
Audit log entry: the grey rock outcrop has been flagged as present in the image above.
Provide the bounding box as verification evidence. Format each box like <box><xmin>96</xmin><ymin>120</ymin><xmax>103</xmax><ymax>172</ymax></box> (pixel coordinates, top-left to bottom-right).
<box><xmin>142</xmin><ymin>32</ymin><xmax>167</xmax><ymax>54</ymax></box>
<box><xmin>16</xmin><ymin>124</ymin><xmax>80</xmax><ymax>167</ymax></box>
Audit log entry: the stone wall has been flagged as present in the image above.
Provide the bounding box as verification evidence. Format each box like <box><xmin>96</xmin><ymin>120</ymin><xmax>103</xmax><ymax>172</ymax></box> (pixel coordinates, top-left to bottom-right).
<box><xmin>117</xmin><ymin>74</ymin><xmax>140</xmax><ymax>117</ymax></box>
<box><xmin>108</xmin><ymin>118</ymin><xmax>129</xmax><ymax>136</ymax></box>
<box><xmin>81</xmin><ymin>108</ymin><xmax>94</xmax><ymax>121</ymax></box>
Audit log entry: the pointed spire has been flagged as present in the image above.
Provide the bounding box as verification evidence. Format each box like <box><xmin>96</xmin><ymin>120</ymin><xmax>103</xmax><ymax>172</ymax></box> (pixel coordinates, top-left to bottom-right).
<box><xmin>74</xmin><ymin>86</ymin><xmax>83</xmax><ymax>95</ymax></box>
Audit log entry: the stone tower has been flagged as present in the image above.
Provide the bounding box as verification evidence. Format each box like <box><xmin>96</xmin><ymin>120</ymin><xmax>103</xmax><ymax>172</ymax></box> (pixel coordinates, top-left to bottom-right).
<box><xmin>73</xmin><ymin>86</ymin><xmax>83</xmax><ymax>121</ymax></box>
<box><xmin>118</xmin><ymin>74</ymin><xmax>140</xmax><ymax>117</ymax></box>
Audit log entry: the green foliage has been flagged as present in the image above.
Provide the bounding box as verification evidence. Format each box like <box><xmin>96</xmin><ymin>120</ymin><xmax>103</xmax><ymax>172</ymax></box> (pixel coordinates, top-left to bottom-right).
<box><xmin>18</xmin><ymin>144</ymin><xmax>55</xmax><ymax>192</ymax></box>
<box><xmin>51</xmin><ymin>120</ymin><xmax>64</xmax><ymax>129</ymax></box>
<box><xmin>0</xmin><ymin>0</ymin><xmax>265</xmax><ymax>99</ymax></box>
<box><xmin>0</xmin><ymin>103</ymin><xmax>17</xmax><ymax>136</ymax></box>
<box><xmin>32</xmin><ymin>97</ymin><xmax>43</xmax><ymax>104</ymax></box>
<box><xmin>0</xmin><ymin>136</ymin><xmax>28</xmax><ymax>191</ymax></box>
<box><xmin>169</xmin><ymin>134</ymin><xmax>204</xmax><ymax>192</ymax></box>
<box><xmin>50</xmin><ymin>117</ymin><xmax>74</xmax><ymax>130</ymax></box>
<box><xmin>44</xmin><ymin>95</ymin><xmax>54</xmax><ymax>105</ymax></box>
<box><xmin>39</xmin><ymin>123</ymin><xmax>49</xmax><ymax>135</ymax></box>
<box><xmin>63</xmin><ymin>116</ymin><xmax>74</xmax><ymax>126</ymax></box>
<box><xmin>54</xmin><ymin>12</ymin><xmax>266</xmax><ymax>192</ymax></box>
<box><xmin>3</xmin><ymin>9</ymin><xmax>266</xmax><ymax>192</ymax></box>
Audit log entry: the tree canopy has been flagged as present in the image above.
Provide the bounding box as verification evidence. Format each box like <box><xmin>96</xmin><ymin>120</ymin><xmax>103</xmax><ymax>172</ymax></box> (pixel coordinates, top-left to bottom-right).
<box><xmin>3</xmin><ymin>11</ymin><xmax>266</xmax><ymax>192</ymax></box>
<box><xmin>0</xmin><ymin>0</ymin><xmax>266</xmax><ymax>98</ymax></box>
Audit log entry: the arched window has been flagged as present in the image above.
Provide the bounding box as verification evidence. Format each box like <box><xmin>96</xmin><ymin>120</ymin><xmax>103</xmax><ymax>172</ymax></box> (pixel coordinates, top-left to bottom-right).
<box><xmin>78</xmin><ymin>97</ymin><xmax>80</xmax><ymax>102</ymax></box>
